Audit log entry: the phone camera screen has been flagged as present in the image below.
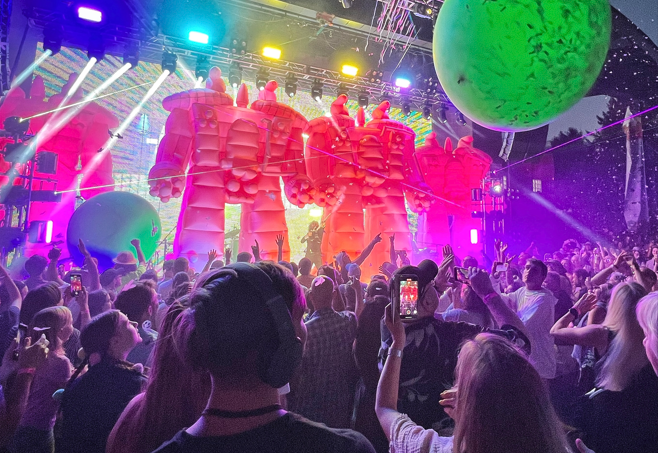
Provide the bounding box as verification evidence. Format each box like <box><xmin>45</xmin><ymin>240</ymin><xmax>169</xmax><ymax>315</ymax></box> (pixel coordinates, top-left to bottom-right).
<box><xmin>399</xmin><ymin>278</ymin><xmax>418</xmax><ymax>318</ymax></box>
<box><xmin>71</xmin><ymin>275</ymin><xmax>82</xmax><ymax>295</ymax></box>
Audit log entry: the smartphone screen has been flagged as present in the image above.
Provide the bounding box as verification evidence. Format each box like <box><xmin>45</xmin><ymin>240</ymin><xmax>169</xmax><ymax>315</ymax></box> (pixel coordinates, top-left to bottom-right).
<box><xmin>495</xmin><ymin>263</ymin><xmax>509</xmax><ymax>273</ymax></box>
<box><xmin>397</xmin><ymin>275</ymin><xmax>419</xmax><ymax>320</ymax></box>
<box><xmin>453</xmin><ymin>267</ymin><xmax>469</xmax><ymax>282</ymax></box>
<box><xmin>70</xmin><ymin>273</ymin><xmax>82</xmax><ymax>296</ymax></box>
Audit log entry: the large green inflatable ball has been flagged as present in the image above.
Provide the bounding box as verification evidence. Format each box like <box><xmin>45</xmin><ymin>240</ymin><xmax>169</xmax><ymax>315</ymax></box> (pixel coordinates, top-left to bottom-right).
<box><xmin>433</xmin><ymin>0</ymin><xmax>611</xmax><ymax>132</ymax></box>
<box><xmin>67</xmin><ymin>192</ymin><xmax>162</xmax><ymax>271</ymax></box>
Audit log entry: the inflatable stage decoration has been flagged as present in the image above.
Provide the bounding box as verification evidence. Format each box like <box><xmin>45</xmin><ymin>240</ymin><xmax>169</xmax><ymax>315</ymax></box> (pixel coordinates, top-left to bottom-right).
<box><xmin>66</xmin><ymin>191</ymin><xmax>161</xmax><ymax>271</ymax></box>
<box><xmin>303</xmin><ymin>95</ymin><xmax>421</xmax><ymax>269</ymax></box>
<box><xmin>148</xmin><ymin>67</ymin><xmax>314</xmax><ymax>264</ymax></box>
<box><xmin>0</xmin><ymin>74</ymin><xmax>119</xmax><ymax>255</ymax></box>
<box><xmin>411</xmin><ymin>133</ymin><xmax>492</xmax><ymax>256</ymax></box>
<box><xmin>433</xmin><ymin>0</ymin><xmax>611</xmax><ymax>132</ymax></box>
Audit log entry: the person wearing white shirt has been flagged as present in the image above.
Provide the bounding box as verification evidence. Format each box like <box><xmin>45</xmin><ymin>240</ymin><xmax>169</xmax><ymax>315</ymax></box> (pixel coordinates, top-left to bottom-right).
<box><xmin>498</xmin><ymin>258</ymin><xmax>557</xmax><ymax>379</ymax></box>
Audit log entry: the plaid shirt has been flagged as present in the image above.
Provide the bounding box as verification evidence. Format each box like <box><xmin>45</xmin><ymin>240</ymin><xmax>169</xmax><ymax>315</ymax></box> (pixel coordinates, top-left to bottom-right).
<box><xmin>288</xmin><ymin>308</ymin><xmax>358</xmax><ymax>429</ymax></box>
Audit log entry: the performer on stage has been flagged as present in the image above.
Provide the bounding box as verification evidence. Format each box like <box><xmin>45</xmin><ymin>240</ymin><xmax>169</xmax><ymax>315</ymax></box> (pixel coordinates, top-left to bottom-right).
<box><xmin>301</xmin><ymin>220</ymin><xmax>324</xmax><ymax>270</ymax></box>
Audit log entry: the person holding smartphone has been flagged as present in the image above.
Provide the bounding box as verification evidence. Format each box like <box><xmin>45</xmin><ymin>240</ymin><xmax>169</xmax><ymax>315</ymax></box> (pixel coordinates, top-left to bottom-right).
<box><xmin>379</xmin><ymin>262</ymin><xmax>530</xmax><ymax>430</ymax></box>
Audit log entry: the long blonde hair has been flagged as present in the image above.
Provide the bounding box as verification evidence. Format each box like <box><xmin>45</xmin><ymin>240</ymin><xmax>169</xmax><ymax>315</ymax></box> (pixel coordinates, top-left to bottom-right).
<box><xmin>596</xmin><ymin>282</ymin><xmax>648</xmax><ymax>391</ymax></box>
<box><xmin>453</xmin><ymin>334</ymin><xmax>568</xmax><ymax>453</ymax></box>
<box><xmin>636</xmin><ymin>292</ymin><xmax>658</xmax><ymax>372</ymax></box>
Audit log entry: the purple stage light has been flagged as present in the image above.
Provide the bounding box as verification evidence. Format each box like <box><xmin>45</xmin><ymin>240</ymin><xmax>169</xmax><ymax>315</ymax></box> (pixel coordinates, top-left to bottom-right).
<box><xmin>77</xmin><ymin>6</ymin><xmax>102</xmax><ymax>23</ymax></box>
<box><xmin>470</xmin><ymin>229</ymin><xmax>478</xmax><ymax>244</ymax></box>
<box><xmin>395</xmin><ymin>77</ymin><xmax>411</xmax><ymax>89</ymax></box>
<box><xmin>45</xmin><ymin>221</ymin><xmax>53</xmax><ymax>244</ymax></box>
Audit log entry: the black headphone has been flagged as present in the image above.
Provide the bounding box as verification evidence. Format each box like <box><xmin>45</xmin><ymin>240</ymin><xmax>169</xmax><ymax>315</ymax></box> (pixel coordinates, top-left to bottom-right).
<box><xmin>196</xmin><ymin>262</ymin><xmax>303</xmax><ymax>389</ymax></box>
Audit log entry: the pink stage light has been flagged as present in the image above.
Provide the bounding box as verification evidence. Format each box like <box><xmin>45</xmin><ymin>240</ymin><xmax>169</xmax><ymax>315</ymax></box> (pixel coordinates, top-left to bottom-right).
<box><xmin>45</xmin><ymin>220</ymin><xmax>53</xmax><ymax>244</ymax></box>
<box><xmin>470</xmin><ymin>229</ymin><xmax>478</xmax><ymax>244</ymax></box>
<box><xmin>78</xmin><ymin>6</ymin><xmax>102</xmax><ymax>22</ymax></box>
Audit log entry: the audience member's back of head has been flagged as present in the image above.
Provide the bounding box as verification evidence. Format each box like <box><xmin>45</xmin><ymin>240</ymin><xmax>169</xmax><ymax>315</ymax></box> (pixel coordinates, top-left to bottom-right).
<box><xmin>236</xmin><ymin>252</ymin><xmax>253</xmax><ymax>263</ymax></box>
<box><xmin>29</xmin><ymin>306</ymin><xmax>72</xmax><ymax>352</ymax></box>
<box><xmin>298</xmin><ymin>258</ymin><xmax>313</xmax><ymax>276</ymax></box>
<box><xmin>278</xmin><ymin>261</ymin><xmax>294</xmax><ymax>274</ymax></box>
<box><xmin>115</xmin><ymin>284</ymin><xmax>156</xmax><ymax>323</ymax></box>
<box><xmin>78</xmin><ymin>310</ymin><xmax>122</xmax><ymax>364</ymax></box>
<box><xmin>366</xmin><ymin>279</ymin><xmax>388</xmax><ymax>301</ymax></box>
<box><xmin>174</xmin><ymin>262</ymin><xmax>305</xmax><ymax>387</ymax></box>
<box><xmin>309</xmin><ymin>275</ymin><xmax>335</xmax><ymax>308</ymax></box>
<box><xmin>19</xmin><ymin>282</ymin><xmax>62</xmax><ymax>325</ymax></box>
<box><xmin>453</xmin><ymin>334</ymin><xmax>568</xmax><ymax>453</ymax></box>
<box><xmin>139</xmin><ymin>270</ymin><xmax>159</xmax><ymax>285</ymax></box>
<box><xmin>173</xmin><ymin>257</ymin><xmax>189</xmax><ymax>275</ymax></box>
<box><xmin>24</xmin><ymin>254</ymin><xmax>48</xmax><ymax>277</ymax></box>
<box><xmin>172</xmin><ymin>272</ymin><xmax>190</xmax><ymax>288</ymax></box>
<box><xmin>88</xmin><ymin>289</ymin><xmax>111</xmax><ymax>318</ymax></box>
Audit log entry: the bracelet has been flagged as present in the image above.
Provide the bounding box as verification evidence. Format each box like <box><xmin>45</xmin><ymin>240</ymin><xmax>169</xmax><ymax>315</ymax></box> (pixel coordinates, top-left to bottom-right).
<box><xmin>568</xmin><ymin>308</ymin><xmax>579</xmax><ymax>318</ymax></box>
<box><xmin>483</xmin><ymin>293</ymin><xmax>498</xmax><ymax>303</ymax></box>
<box><xmin>388</xmin><ymin>348</ymin><xmax>403</xmax><ymax>359</ymax></box>
<box><xmin>17</xmin><ymin>367</ymin><xmax>36</xmax><ymax>376</ymax></box>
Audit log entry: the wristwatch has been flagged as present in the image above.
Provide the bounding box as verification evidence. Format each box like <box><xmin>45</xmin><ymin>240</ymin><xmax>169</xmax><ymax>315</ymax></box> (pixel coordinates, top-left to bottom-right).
<box><xmin>568</xmin><ymin>307</ymin><xmax>579</xmax><ymax>318</ymax></box>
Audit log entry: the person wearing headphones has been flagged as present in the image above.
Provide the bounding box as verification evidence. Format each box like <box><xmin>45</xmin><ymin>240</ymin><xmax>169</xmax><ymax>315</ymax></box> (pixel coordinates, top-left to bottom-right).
<box><xmin>152</xmin><ymin>261</ymin><xmax>375</xmax><ymax>453</ymax></box>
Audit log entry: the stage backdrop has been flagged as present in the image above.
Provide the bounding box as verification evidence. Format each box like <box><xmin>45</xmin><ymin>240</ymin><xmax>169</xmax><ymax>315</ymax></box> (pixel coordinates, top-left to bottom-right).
<box><xmin>32</xmin><ymin>45</ymin><xmax>432</xmax><ymax>262</ymax></box>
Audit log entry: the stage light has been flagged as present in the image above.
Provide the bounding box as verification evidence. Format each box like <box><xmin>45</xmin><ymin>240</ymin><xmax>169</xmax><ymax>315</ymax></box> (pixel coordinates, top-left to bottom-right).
<box><xmin>161</xmin><ymin>52</ymin><xmax>177</xmax><ymax>74</ymax></box>
<box><xmin>337</xmin><ymin>83</ymin><xmax>349</xmax><ymax>97</ymax></box>
<box><xmin>422</xmin><ymin>104</ymin><xmax>432</xmax><ymax>120</ymax></box>
<box><xmin>367</xmin><ymin>69</ymin><xmax>383</xmax><ymax>84</ymax></box>
<box><xmin>146</xmin><ymin>138</ymin><xmax>159</xmax><ymax>145</ymax></box>
<box><xmin>68</xmin><ymin>57</ymin><xmax>97</xmax><ymax>96</ymax></box>
<box><xmin>228</xmin><ymin>62</ymin><xmax>242</xmax><ymax>88</ymax></box>
<box><xmin>188</xmin><ymin>31</ymin><xmax>209</xmax><ymax>44</ymax></box>
<box><xmin>358</xmin><ymin>91</ymin><xmax>369</xmax><ymax>108</ymax></box>
<box><xmin>43</xmin><ymin>27</ymin><xmax>62</xmax><ymax>56</ymax></box>
<box><xmin>77</xmin><ymin>6</ymin><xmax>102</xmax><ymax>23</ymax></box>
<box><xmin>411</xmin><ymin>3</ymin><xmax>435</xmax><ymax>19</ymax></box>
<box><xmin>311</xmin><ymin>79</ymin><xmax>323</xmax><ymax>102</ymax></box>
<box><xmin>456</xmin><ymin>111</ymin><xmax>467</xmax><ymax>126</ymax></box>
<box><xmin>262</xmin><ymin>47</ymin><xmax>281</xmax><ymax>59</ymax></box>
<box><xmin>284</xmin><ymin>75</ymin><xmax>297</xmax><ymax>97</ymax></box>
<box><xmin>9</xmin><ymin>50</ymin><xmax>51</xmax><ymax>90</ymax></box>
<box><xmin>471</xmin><ymin>188</ymin><xmax>483</xmax><ymax>201</ymax></box>
<box><xmin>436</xmin><ymin>105</ymin><xmax>448</xmax><ymax>123</ymax></box>
<box><xmin>395</xmin><ymin>77</ymin><xmax>411</xmax><ymax>89</ymax></box>
<box><xmin>255</xmin><ymin>68</ymin><xmax>269</xmax><ymax>91</ymax></box>
<box><xmin>470</xmin><ymin>229</ymin><xmax>478</xmax><ymax>244</ymax></box>
<box><xmin>45</xmin><ymin>221</ymin><xmax>53</xmax><ymax>244</ymax></box>
<box><xmin>123</xmin><ymin>45</ymin><xmax>139</xmax><ymax>68</ymax></box>
<box><xmin>341</xmin><ymin>64</ymin><xmax>358</xmax><ymax>77</ymax></box>
<box><xmin>87</xmin><ymin>38</ymin><xmax>105</xmax><ymax>61</ymax></box>
<box><xmin>195</xmin><ymin>56</ymin><xmax>210</xmax><ymax>81</ymax></box>
<box><xmin>401</xmin><ymin>99</ymin><xmax>411</xmax><ymax>116</ymax></box>
<box><xmin>490</xmin><ymin>181</ymin><xmax>504</xmax><ymax>197</ymax></box>
<box><xmin>231</xmin><ymin>38</ymin><xmax>247</xmax><ymax>55</ymax></box>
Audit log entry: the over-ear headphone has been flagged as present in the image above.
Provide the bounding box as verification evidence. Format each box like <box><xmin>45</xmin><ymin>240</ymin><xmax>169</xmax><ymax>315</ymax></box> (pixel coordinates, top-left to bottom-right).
<box><xmin>197</xmin><ymin>263</ymin><xmax>303</xmax><ymax>388</ymax></box>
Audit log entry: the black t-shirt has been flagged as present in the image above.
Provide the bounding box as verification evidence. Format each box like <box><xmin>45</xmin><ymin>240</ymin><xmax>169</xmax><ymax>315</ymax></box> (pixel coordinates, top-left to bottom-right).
<box><xmin>59</xmin><ymin>361</ymin><xmax>146</xmax><ymax>453</ymax></box>
<box><xmin>150</xmin><ymin>412</ymin><xmax>375</xmax><ymax>453</ymax></box>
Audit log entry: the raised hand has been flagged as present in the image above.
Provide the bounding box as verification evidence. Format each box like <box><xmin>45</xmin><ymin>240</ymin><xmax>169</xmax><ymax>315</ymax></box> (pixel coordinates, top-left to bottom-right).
<box><xmin>78</xmin><ymin>239</ymin><xmax>90</xmax><ymax>257</ymax></box>
<box><xmin>130</xmin><ymin>238</ymin><xmax>141</xmax><ymax>248</ymax></box>
<box><xmin>384</xmin><ymin>303</ymin><xmax>405</xmax><ymax>345</ymax></box>
<box><xmin>439</xmin><ymin>387</ymin><xmax>457</xmax><ymax>419</ymax></box>
<box><xmin>207</xmin><ymin>249</ymin><xmax>217</xmax><ymax>263</ymax></box>
<box><xmin>573</xmin><ymin>292</ymin><xmax>597</xmax><ymax>317</ymax></box>
<box><xmin>275</xmin><ymin>234</ymin><xmax>285</xmax><ymax>249</ymax></box>
<box><xmin>251</xmin><ymin>240</ymin><xmax>261</xmax><ymax>261</ymax></box>
<box><xmin>48</xmin><ymin>247</ymin><xmax>62</xmax><ymax>261</ymax></box>
<box><xmin>372</xmin><ymin>233</ymin><xmax>383</xmax><ymax>244</ymax></box>
<box><xmin>224</xmin><ymin>247</ymin><xmax>232</xmax><ymax>263</ymax></box>
<box><xmin>467</xmin><ymin>268</ymin><xmax>495</xmax><ymax>297</ymax></box>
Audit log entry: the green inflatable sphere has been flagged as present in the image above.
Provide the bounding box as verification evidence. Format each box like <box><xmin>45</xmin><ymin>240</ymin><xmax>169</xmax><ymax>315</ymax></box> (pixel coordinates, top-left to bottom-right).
<box><xmin>433</xmin><ymin>0</ymin><xmax>611</xmax><ymax>132</ymax></box>
<box><xmin>67</xmin><ymin>192</ymin><xmax>162</xmax><ymax>271</ymax></box>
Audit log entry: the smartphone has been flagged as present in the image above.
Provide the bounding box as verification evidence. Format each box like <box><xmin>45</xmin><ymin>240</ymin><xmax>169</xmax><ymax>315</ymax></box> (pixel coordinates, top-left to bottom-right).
<box><xmin>495</xmin><ymin>263</ymin><xmax>509</xmax><ymax>273</ymax></box>
<box><xmin>453</xmin><ymin>267</ymin><xmax>469</xmax><ymax>282</ymax></box>
<box><xmin>13</xmin><ymin>323</ymin><xmax>28</xmax><ymax>360</ymax></box>
<box><xmin>70</xmin><ymin>273</ymin><xmax>83</xmax><ymax>297</ymax></box>
<box><xmin>393</xmin><ymin>274</ymin><xmax>419</xmax><ymax>320</ymax></box>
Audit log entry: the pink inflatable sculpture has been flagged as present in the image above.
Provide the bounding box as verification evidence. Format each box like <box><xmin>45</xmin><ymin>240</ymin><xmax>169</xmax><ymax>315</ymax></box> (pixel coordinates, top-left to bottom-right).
<box><xmin>148</xmin><ymin>67</ymin><xmax>313</xmax><ymax>266</ymax></box>
<box><xmin>0</xmin><ymin>75</ymin><xmax>118</xmax><ymax>254</ymax></box>
<box><xmin>410</xmin><ymin>132</ymin><xmax>492</xmax><ymax>257</ymax></box>
<box><xmin>304</xmin><ymin>96</ymin><xmax>421</xmax><ymax>274</ymax></box>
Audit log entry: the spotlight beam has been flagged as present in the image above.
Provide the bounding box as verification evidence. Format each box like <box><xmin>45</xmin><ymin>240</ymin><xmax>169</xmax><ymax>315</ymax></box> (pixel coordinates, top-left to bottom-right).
<box><xmin>10</xmin><ymin>50</ymin><xmax>52</xmax><ymax>90</ymax></box>
<box><xmin>67</xmin><ymin>57</ymin><xmax>97</xmax><ymax>98</ymax></box>
<box><xmin>78</xmin><ymin>70</ymin><xmax>171</xmax><ymax>188</ymax></box>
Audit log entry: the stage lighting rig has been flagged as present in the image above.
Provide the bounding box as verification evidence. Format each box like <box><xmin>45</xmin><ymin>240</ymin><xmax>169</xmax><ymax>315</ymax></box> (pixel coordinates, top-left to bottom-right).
<box><xmin>256</xmin><ymin>68</ymin><xmax>269</xmax><ymax>91</ymax></box>
<box><xmin>2</xmin><ymin>116</ymin><xmax>30</xmax><ymax>138</ymax></box>
<box><xmin>337</xmin><ymin>83</ymin><xmax>349</xmax><ymax>97</ymax></box>
<box><xmin>340</xmin><ymin>0</ymin><xmax>353</xmax><ymax>8</ymax></box>
<box><xmin>285</xmin><ymin>75</ymin><xmax>297</xmax><ymax>97</ymax></box>
<box><xmin>229</xmin><ymin>62</ymin><xmax>242</xmax><ymax>88</ymax></box>
<box><xmin>411</xmin><ymin>2</ymin><xmax>437</xmax><ymax>19</ymax></box>
<box><xmin>366</xmin><ymin>69</ymin><xmax>383</xmax><ymax>84</ymax></box>
<box><xmin>311</xmin><ymin>79</ymin><xmax>323</xmax><ymax>102</ymax></box>
<box><xmin>456</xmin><ymin>111</ymin><xmax>467</xmax><ymax>126</ymax></box>
<box><xmin>42</xmin><ymin>27</ymin><xmax>62</xmax><ymax>56</ymax></box>
<box><xmin>123</xmin><ymin>45</ymin><xmax>139</xmax><ymax>68</ymax></box>
<box><xmin>230</xmin><ymin>38</ymin><xmax>248</xmax><ymax>55</ymax></box>
<box><xmin>195</xmin><ymin>56</ymin><xmax>210</xmax><ymax>81</ymax></box>
<box><xmin>358</xmin><ymin>91</ymin><xmax>369</xmax><ymax>108</ymax></box>
<box><xmin>161</xmin><ymin>52</ymin><xmax>178</xmax><ymax>74</ymax></box>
